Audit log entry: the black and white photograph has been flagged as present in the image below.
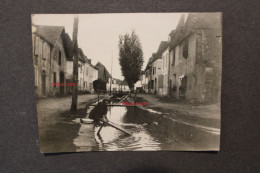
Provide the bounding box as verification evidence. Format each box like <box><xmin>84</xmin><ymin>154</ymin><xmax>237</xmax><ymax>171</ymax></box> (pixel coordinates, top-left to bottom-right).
<box><xmin>31</xmin><ymin>12</ymin><xmax>222</xmax><ymax>153</ymax></box>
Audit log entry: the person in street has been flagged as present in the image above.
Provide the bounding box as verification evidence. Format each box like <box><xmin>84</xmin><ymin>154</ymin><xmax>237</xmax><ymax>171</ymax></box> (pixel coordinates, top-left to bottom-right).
<box><xmin>89</xmin><ymin>98</ymin><xmax>110</xmax><ymax>127</ymax></box>
<box><xmin>89</xmin><ymin>98</ymin><xmax>110</xmax><ymax>135</ymax></box>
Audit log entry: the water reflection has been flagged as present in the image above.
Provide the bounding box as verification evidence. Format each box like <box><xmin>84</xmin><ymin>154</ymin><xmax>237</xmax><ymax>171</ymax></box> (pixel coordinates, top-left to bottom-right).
<box><xmin>95</xmin><ymin>105</ymin><xmax>220</xmax><ymax>151</ymax></box>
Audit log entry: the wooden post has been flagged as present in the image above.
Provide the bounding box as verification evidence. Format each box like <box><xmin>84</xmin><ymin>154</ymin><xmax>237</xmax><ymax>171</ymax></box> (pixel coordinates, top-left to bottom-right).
<box><xmin>97</xmin><ymin>89</ymin><xmax>99</xmax><ymax>103</ymax></box>
<box><xmin>70</xmin><ymin>15</ymin><xmax>79</xmax><ymax>112</ymax></box>
<box><xmin>134</xmin><ymin>90</ymin><xmax>137</xmax><ymax>105</ymax></box>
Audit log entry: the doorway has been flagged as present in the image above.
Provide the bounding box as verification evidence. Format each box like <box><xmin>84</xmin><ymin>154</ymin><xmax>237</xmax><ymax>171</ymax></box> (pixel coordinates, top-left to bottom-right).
<box><xmin>41</xmin><ymin>70</ymin><xmax>46</xmax><ymax>96</ymax></box>
<box><xmin>60</xmin><ymin>72</ymin><xmax>65</xmax><ymax>95</ymax></box>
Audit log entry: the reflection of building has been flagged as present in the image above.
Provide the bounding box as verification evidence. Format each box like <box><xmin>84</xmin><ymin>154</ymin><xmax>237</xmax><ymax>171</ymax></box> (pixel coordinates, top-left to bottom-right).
<box><xmin>32</xmin><ymin>25</ymin><xmax>68</xmax><ymax>97</ymax></box>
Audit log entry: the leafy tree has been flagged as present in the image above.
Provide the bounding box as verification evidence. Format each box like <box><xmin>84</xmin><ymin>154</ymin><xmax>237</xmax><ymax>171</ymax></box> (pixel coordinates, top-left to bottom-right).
<box><xmin>118</xmin><ymin>30</ymin><xmax>144</xmax><ymax>91</ymax></box>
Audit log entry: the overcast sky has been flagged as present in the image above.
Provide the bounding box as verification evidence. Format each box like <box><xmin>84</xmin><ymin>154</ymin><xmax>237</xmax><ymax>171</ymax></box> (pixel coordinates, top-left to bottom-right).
<box><xmin>32</xmin><ymin>13</ymin><xmax>183</xmax><ymax>80</ymax></box>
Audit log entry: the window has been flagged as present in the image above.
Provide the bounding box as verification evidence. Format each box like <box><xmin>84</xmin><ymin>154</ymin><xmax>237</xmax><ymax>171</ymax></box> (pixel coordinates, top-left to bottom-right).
<box><xmin>171</xmin><ymin>50</ymin><xmax>175</xmax><ymax>66</ymax></box>
<box><xmin>80</xmin><ymin>78</ymin><xmax>83</xmax><ymax>88</ymax></box>
<box><xmin>58</xmin><ymin>51</ymin><xmax>61</xmax><ymax>65</ymax></box>
<box><xmin>34</xmin><ymin>66</ymin><xmax>38</xmax><ymax>86</ymax></box>
<box><xmin>38</xmin><ymin>40</ymin><xmax>42</xmax><ymax>59</ymax></box>
<box><xmin>166</xmin><ymin>53</ymin><xmax>169</xmax><ymax>67</ymax></box>
<box><xmin>35</xmin><ymin>37</ymin><xmax>39</xmax><ymax>55</ymax></box>
<box><xmin>183</xmin><ymin>39</ymin><xmax>188</xmax><ymax>58</ymax></box>
<box><xmin>33</xmin><ymin>35</ymin><xmax>36</xmax><ymax>55</ymax></box>
<box><xmin>151</xmin><ymin>80</ymin><xmax>154</xmax><ymax>89</ymax></box>
<box><xmin>86</xmin><ymin>67</ymin><xmax>88</xmax><ymax>75</ymax></box>
<box><xmin>53</xmin><ymin>72</ymin><xmax>56</xmax><ymax>87</ymax></box>
<box><xmin>34</xmin><ymin>55</ymin><xmax>38</xmax><ymax>66</ymax></box>
<box><xmin>42</xmin><ymin>43</ymin><xmax>46</xmax><ymax>60</ymax></box>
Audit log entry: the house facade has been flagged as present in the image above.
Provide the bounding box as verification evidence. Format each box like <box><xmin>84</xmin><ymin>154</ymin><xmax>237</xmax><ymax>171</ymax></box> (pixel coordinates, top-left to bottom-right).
<box><xmin>33</xmin><ymin>25</ymin><xmax>68</xmax><ymax>97</ymax></box>
<box><xmin>150</xmin><ymin>59</ymin><xmax>163</xmax><ymax>94</ymax></box>
<box><xmin>168</xmin><ymin>13</ymin><xmax>222</xmax><ymax>103</ymax></box>
<box><xmin>88</xmin><ymin>63</ymin><xmax>98</xmax><ymax>93</ymax></box>
<box><xmin>143</xmin><ymin>13</ymin><xmax>221</xmax><ymax>103</ymax></box>
<box><xmin>161</xmin><ymin>47</ymin><xmax>170</xmax><ymax>95</ymax></box>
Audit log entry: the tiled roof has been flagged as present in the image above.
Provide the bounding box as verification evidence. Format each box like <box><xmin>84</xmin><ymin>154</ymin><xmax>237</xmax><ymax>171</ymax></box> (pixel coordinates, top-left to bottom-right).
<box><xmin>145</xmin><ymin>41</ymin><xmax>168</xmax><ymax>70</ymax></box>
<box><xmin>62</xmin><ymin>32</ymin><xmax>74</xmax><ymax>61</ymax></box>
<box><xmin>78</xmin><ymin>48</ymin><xmax>87</xmax><ymax>63</ymax></box>
<box><xmin>35</xmin><ymin>25</ymin><xmax>65</xmax><ymax>45</ymax></box>
<box><xmin>95</xmin><ymin>62</ymin><xmax>112</xmax><ymax>78</ymax></box>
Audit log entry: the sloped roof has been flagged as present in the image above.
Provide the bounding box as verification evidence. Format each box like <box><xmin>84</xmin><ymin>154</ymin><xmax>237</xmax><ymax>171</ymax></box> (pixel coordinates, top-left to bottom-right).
<box><xmin>95</xmin><ymin>62</ymin><xmax>112</xmax><ymax>78</ymax></box>
<box><xmin>78</xmin><ymin>48</ymin><xmax>87</xmax><ymax>63</ymax></box>
<box><xmin>145</xmin><ymin>41</ymin><xmax>168</xmax><ymax>70</ymax></box>
<box><xmin>87</xmin><ymin>59</ymin><xmax>98</xmax><ymax>70</ymax></box>
<box><xmin>169</xmin><ymin>13</ymin><xmax>221</xmax><ymax>50</ymax></box>
<box><xmin>62</xmin><ymin>32</ymin><xmax>74</xmax><ymax>61</ymax></box>
<box><xmin>185</xmin><ymin>13</ymin><xmax>221</xmax><ymax>29</ymax></box>
<box><xmin>35</xmin><ymin>25</ymin><xmax>65</xmax><ymax>45</ymax></box>
<box><xmin>156</xmin><ymin>41</ymin><xmax>168</xmax><ymax>57</ymax></box>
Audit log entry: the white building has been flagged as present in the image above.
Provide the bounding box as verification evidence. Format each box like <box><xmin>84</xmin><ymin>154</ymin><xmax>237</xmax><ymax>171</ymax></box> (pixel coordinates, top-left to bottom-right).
<box><xmin>161</xmin><ymin>47</ymin><xmax>170</xmax><ymax>95</ymax></box>
<box><xmin>151</xmin><ymin>59</ymin><xmax>163</xmax><ymax>94</ymax></box>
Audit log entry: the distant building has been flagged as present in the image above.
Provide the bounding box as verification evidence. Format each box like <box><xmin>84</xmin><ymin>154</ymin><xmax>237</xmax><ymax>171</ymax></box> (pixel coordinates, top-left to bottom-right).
<box><xmin>87</xmin><ymin>60</ymin><xmax>98</xmax><ymax>93</ymax></box>
<box><xmin>140</xmin><ymin>71</ymin><xmax>148</xmax><ymax>92</ymax></box>
<box><xmin>95</xmin><ymin>62</ymin><xmax>111</xmax><ymax>92</ymax></box>
<box><xmin>77</xmin><ymin>48</ymin><xmax>87</xmax><ymax>92</ymax></box>
<box><xmin>145</xmin><ymin>41</ymin><xmax>167</xmax><ymax>95</ymax></box>
<box><xmin>32</xmin><ymin>25</ymin><xmax>69</xmax><ymax>97</ymax></box>
<box><xmin>95</xmin><ymin>62</ymin><xmax>111</xmax><ymax>82</ymax></box>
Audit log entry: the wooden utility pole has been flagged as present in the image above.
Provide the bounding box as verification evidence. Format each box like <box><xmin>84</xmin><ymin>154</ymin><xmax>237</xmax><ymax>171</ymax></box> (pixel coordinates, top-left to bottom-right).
<box><xmin>110</xmin><ymin>52</ymin><xmax>113</xmax><ymax>95</ymax></box>
<box><xmin>70</xmin><ymin>15</ymin><xmax>79</xmax><ymax>112</ymax></box>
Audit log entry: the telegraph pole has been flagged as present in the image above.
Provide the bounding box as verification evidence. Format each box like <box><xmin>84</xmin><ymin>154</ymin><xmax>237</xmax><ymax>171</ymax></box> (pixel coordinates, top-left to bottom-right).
<box><xmin>110</xmin><ymin>52</ymin><xmax>113</xmax><ymax>95</ymax></box>
<box><xmin>70</xmin><ymin>15</ymin><xmax>79</xmax><ymax>112</ymax></box>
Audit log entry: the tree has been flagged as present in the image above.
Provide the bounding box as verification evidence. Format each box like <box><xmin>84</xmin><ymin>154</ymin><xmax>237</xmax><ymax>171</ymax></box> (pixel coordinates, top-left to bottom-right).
<box><xmin>118</xmin><ymin>30</ymin><xmax>144</xmax><ymax>91</ymax></box>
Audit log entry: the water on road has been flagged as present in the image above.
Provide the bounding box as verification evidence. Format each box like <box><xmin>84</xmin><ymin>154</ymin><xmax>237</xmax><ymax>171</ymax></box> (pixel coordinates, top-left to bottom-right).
<box><xmin>94</xmin><ymin>105</ymin><xmax>220</xmax><ymax>151</ymax></box>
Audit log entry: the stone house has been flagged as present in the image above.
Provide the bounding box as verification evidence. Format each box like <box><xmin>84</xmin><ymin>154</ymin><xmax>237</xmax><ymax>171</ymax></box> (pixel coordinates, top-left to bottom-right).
<box><xmin>32</xmin><ymin>25</ymin><xmax>68</xmax><ymax>97</ymax></box>
<box><xmin>168</xmin><ymin>13</ymin><xmax>222</xmax><ymax>103</ymax></box>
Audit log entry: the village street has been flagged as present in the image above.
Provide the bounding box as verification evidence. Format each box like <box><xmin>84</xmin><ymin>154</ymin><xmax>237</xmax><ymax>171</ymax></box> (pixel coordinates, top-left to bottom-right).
<box><xmin>33</xmin><ymin>13</ymin><xmax>222</xmax><ymax>152</ymax></box>
<box><xmin>37</xmin><ymin>92</ymin><xmax>220</xmax><ymax>152</ymax></box>
<box><xmin>37</xmin><ymin>94</ymin><xmax>103</xmax><ymax>153</ymax></box>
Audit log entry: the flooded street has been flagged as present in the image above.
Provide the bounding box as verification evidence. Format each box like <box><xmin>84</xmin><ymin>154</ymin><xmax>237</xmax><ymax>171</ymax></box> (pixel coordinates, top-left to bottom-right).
<box><xmin>91</xmin><ymin>105</ymin><xmax>220</xmax><ymax>151</ymax></box>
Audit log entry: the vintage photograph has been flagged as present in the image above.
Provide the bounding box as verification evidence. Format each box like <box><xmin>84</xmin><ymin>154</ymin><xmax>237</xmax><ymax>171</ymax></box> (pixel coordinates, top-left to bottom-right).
<box><xmin>32</xmin><ymin>13</ymin><xmax>222</xmax><ymax>153</ymax></box>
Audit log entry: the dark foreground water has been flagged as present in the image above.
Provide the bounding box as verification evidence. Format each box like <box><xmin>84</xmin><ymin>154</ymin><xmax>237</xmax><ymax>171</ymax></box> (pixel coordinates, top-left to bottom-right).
<box><xmin>93</xmin><ymin>106</ymin><xmax>220</xmax><ymax>151</ymax></box>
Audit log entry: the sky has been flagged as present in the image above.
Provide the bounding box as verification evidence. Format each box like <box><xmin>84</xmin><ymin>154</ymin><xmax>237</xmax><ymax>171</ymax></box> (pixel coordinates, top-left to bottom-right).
<box><xmin>32</xmin><ymin>13</ymin><xmax>183</xmax><ymax>80</ymax></box>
